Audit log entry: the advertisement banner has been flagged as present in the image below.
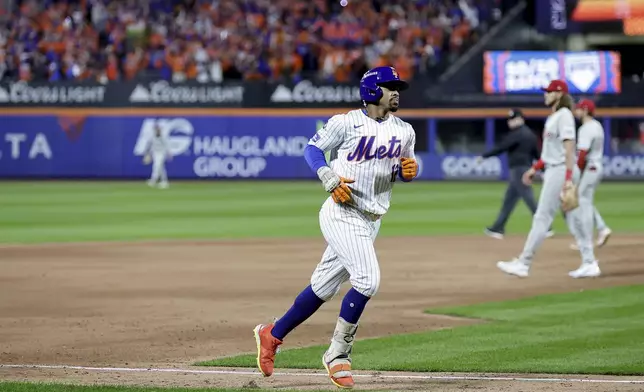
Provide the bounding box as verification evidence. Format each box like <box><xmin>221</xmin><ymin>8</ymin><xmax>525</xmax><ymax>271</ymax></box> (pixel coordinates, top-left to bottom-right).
<box><xmin>0</xmin><ymin>115</ymin><xmax>505</xmax><ymax>180</ymax></box>
<box><xmin>0</xmin><ymin>80</ymin><xmax>246</xmax><ymax>108</ymax></box>
<box><xmin>253</xmin><ymin>80</ymin><xmax>427</xmax><ymax>109</ymax></box>
<box><xmin>483</xmin><ymin>51</ymin><xmax>621</xmax><ymax>94</ymax></box>
<box><xmin>268</xmin><ymin>81</ymin><xmax>360</xmax><ymax>106</ymax></box>
<box><xmin>534</xmin><ymin>0</ymin><xmax>640</xmax><ymax>35</ymax></box>
<box><xmin>413</xmin><ymin>154</ymin><xmax>507</xmax><ymax>181</ymax></box>
<box><xmin>571</xmin><ymin>0</ymin><xmax>644</xmax><ymax>21</ymax></box>
<box><xmin>3</xmin><ymin>78</ymin><xmax>643</xmax><ymax>109</ymax></box>
<box><xmin>1</xmin><ymin>115</ymin><xmax>642</xmax><ymax>180</ymax></box>
<box><xmin>0</xmin><ymin>116</ymin><xmax>316</xmax><ymax>178</ymax></box>
<box><xmin>0</xmin><ymin>81</ymin><xmax>109</xmax><ymax>106</ymax></box>
<box><xmin>126</xmin><ymin>81</ymin><xmax>245</xmax><ymax>107</ymax></box>
<box><xmin>602</xmin><ymin>155</ymin><xmax>644</xmax><ymax>178</ymax></box>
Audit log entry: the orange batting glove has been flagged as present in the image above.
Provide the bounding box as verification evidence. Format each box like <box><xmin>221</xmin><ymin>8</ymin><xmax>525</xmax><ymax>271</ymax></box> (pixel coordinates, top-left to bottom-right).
<box><xmin>400</xmin><ymin>158</ymin><xmax>418</xmax><ymax>180</ymax></box>
<box><xmin>330</xmin><ymin>177</ymin><xmax>354</xmax><ymax>204</ymax></box>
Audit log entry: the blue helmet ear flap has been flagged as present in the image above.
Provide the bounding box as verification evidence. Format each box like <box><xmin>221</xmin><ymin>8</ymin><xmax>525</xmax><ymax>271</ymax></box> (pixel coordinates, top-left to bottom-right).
<box><xmin>360</xmin><ymin>82</ymin><xmax>383</xmax><ymax>104</ymax></box>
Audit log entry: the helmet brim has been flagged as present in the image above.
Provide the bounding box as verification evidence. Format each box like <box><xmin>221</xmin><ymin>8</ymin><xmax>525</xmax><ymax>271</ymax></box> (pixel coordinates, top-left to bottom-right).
<box><xmin>378</xmin><ymin>80</ymin><xmax>409</xmax><ymax>92</ymax></box>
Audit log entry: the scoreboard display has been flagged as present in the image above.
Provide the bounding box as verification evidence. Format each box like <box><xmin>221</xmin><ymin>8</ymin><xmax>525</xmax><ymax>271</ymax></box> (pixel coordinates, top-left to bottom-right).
<box><xmin>537</xmin><ymin>0</ymin><xmax>644</xmax><ymax>35</ymax></box>
<box><xmin>483</xmin><ymin>51</ymin><xmax>622</xmax><ymax>94</ymax></box>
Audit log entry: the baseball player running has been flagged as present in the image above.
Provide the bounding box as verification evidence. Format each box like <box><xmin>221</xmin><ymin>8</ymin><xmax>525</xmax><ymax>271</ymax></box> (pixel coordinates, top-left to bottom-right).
<box><xmin>144</xmin><ymin>124</ymin><xmax>172</xmax><ymax>189</ymax></box>
<box><xmin>253</xmin><ymin>66</ymin><xmax>418</xmax><ymax>389</ymax></box>
<box><xmin>497</xmin><ymin>80</ymin><xmax>600</xmax><ymax>278</ymax></box>
<box><xmin>569</xmin><ymin>99</ymin><xmax>612</xmax><ymax>251</ymax></box>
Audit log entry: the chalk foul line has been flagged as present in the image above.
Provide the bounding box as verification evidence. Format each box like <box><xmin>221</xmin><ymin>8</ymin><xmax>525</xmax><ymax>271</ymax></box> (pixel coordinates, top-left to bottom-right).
<box><xmin>1</xmin><ymin>364</ymin><xmax>643</xmax><ymax>384</ymax></box>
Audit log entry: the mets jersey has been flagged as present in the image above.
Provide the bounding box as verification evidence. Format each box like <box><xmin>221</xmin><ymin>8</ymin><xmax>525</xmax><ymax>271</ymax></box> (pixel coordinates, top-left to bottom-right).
<box><xmin>541</xmin><ymin>107</ymin><xmax>576</xmax><ymax>166</ymax></box>
<box><xmin>577</xmin><ymin>119</ymin><xmax>605</xmax><ymax>168</ymax></box>
<box><xmin>308</xmin><ymin>109</ymin><xmax>416</xmax><ymax>216</ymax></box>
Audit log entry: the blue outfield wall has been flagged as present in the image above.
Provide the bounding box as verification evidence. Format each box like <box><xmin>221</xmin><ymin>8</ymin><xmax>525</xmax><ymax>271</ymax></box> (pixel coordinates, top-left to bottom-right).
<box><xmin>0</xmin><ymin>115</ymin><xmax>643</xmax><ymax>180</ymax></box>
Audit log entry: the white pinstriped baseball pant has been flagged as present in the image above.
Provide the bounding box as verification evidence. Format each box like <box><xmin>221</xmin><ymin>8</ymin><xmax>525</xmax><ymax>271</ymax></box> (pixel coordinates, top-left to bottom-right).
<box><xmin>310</xmin><ymin>197</ymin><xmax>382</xmax><ymax>301</ymax></box>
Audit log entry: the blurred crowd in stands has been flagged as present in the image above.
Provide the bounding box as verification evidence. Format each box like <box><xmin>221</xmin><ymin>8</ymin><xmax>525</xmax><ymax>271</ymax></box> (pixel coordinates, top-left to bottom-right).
<box><xmin>0</xmin><ymin>0</ymin><xmax>502</xmax><ymax>83</ymax></box>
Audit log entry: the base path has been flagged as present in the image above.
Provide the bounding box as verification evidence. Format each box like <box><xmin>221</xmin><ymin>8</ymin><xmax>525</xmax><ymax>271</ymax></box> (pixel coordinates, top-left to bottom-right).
<box><xmin>1</xmin><ymin>235</ymin><xmax>643</xmax><ymax>391</ymax></box>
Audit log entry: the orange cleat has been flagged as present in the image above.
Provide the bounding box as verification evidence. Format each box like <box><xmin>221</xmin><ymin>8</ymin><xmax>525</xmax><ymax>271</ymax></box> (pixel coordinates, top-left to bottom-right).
<box><xmin>253</xmin><ymin>323</ymin><xmax>282</xmax><ymax>377</ymax></box>
<box><xmin>323</xmin><ymin>355</ymin><xmax>355</xmax><ymax>389</ymax></box>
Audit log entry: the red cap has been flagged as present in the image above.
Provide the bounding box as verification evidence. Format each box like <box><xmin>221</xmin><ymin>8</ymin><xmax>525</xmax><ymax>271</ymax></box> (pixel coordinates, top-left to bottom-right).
<box><xmin>576</xmin><ymin>99</ymin><xmax>596</xmax><ymax>113</ymax></box>
<box><xmin>541</xmin><ymin>79</ymin><xmax>569</xmax><ymax>93</ymax></box>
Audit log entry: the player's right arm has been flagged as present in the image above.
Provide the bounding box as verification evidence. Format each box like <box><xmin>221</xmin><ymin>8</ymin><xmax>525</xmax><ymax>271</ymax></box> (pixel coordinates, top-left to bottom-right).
<box><xmin>304</xmin><ymin>114</ymin><xmax>354</xmax><ymax>203</ymax></box>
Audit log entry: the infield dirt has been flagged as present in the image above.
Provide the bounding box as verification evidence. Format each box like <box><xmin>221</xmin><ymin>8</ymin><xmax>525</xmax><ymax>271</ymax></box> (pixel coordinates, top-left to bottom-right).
<box><xmin>1</xmin><ymin>235</ymin><xmax>644</xmax><ymax>391</ymax></box>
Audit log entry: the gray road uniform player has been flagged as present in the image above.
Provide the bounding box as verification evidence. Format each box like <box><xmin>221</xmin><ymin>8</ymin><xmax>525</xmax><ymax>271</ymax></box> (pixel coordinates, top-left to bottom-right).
<box><xmin>569</xmin><ymin>99</ymin><xmax>612</xmax><ymax>251</ymax></box>
<box><xmin>496</xmin><ymin>80</ymin><xmax>600</xmax><ymax>279</ymax></box>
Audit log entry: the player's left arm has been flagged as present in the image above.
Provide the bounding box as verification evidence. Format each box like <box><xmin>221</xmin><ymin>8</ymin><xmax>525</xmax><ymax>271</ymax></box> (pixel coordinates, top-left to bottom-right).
<box><xmin>398</xmin><ymin>127</ymin><xmax>418</xmax><ymax>182</ymax></box>
<box><xmin>559</xmin><ymin>110</ymin><xmax>577</xmax><ymax>184</ymax></box>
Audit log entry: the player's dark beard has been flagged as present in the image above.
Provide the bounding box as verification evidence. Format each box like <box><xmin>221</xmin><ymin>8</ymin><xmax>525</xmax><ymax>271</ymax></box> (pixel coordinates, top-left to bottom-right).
<box><xmin>545</xmin><ymin>96</ymin><xmax>557</xmax><ymax>108</ymax></box>
<box><xmin>389</xmin><ymin>98</ymin><xmax>399</xmax><ymax>112</ymax></box>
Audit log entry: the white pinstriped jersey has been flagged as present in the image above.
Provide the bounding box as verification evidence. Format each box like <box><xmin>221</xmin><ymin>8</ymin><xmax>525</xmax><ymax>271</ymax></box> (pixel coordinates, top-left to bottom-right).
<box><xmin>577</xmin><ymin>119</ymin><xmax>604</xmax><ymax>167</ymax></box>
<box><xmin>308</xmin><ymin>109</ymin><xmax>416</xmax><ymax>216</ymax></box>
<box><xmin>541</xmin><ymin>107</ymin><xmax>576</xmax><ymax>165</ymax></box>
<box><xmin>148</xmin><ymin>135</ymin><xmax>170</xmax><ymax>155</ymax></box>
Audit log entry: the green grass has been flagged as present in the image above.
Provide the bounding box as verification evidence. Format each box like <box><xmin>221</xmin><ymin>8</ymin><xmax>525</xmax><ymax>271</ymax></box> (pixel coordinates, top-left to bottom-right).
<box><xmin>1</xmin><ymin>181</ymin><xmax>642</xmax><ymax>244</ymax></box>
<box><xmin>201</xmin><ymin>285</ymin><xmax>644</xmax><ymax>375</ymax></box>
<box><xmin>0</xmin><ymin>384</ymin><xmax>339</xmax><ymax>392</ymax></box>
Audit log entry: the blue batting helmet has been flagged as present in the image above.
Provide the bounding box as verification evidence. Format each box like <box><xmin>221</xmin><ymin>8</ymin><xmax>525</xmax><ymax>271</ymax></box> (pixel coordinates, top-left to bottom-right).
<box><xmin>359</xmin><ymin>66</ymin><xmax>409</xmax><ymax>104</ymax></box>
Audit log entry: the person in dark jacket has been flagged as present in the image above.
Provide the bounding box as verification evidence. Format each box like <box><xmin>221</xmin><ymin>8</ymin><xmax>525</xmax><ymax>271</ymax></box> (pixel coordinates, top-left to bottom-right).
<box><xmin>477</xmin><ymin>109</ymin><xmax>555</xmax><ymax>239</ymax></box>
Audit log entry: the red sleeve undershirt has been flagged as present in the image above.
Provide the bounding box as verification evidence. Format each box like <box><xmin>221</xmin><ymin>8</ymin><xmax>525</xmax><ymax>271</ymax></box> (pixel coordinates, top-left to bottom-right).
<box><xmin>532</xmin><ymin>159</ymin><xmax>545</xmax><ymax>171</ymax></box>
<box><xmin>577</xmin><ymin>149</ymin><xmax>588</xmax><ymax>171</ymax></box>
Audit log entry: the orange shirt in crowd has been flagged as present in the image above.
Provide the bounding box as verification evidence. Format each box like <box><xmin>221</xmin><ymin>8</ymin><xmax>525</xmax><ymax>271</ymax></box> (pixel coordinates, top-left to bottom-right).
<box><xmin>185</xmin><ymin>59</ymin><xmax>197</xmax><ymax>79</ymax></box>
<box><xmin>393</xmin><ymin>55</ymin><xmax>413</xmax><ymax>80</ymax></box>
<box><xmin>450</xmin><ymin>21</ymin><xmax>470</xmax><ymax>49</ymax></box>
<box><xmin>372</xmin><ymin>56</ymin><xmax>389</xmax><ymax>68</ymax></box>
<box><xmin>106</xmin><ymin>57</ymin><xmax>119</xmax><ymax>80</ymax></box>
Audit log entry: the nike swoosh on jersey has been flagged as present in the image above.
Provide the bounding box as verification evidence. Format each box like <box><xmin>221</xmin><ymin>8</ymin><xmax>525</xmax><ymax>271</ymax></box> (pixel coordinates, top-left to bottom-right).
<box><xmin>353</xmin><ymin>124</ymin><xmax>364</xmax><ymax>129</ymax></box>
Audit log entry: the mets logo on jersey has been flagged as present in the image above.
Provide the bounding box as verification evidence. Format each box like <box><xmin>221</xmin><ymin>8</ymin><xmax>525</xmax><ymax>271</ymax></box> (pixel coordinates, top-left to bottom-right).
<box><xmin>347</xmin><ymin>136</ymin><xmax>402</xmax><ymax>162</ymax></box>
